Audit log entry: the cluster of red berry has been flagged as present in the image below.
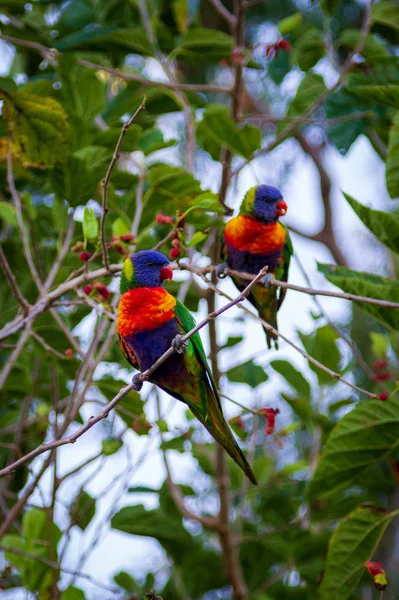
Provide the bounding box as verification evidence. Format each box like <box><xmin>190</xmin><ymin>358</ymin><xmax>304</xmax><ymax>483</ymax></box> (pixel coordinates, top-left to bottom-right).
<box><xmin>83</xmin><ymin>282</ymin><xmax>110</xmax><ymax>300</ymax></box>
<box><xmin>265</xmin><ymin>39</ymin><xmax>292</xmax><ymax>57</ymax></box>
<box><xmin>156</xmin><ymin>212</ymin><xmax>186</xmax><ymax>260</ymax></box>
<box><xmin>372</xmin><ymin>359</ymin><xmax>391</xmax><ymax>401</ymax></box>
<box><xmin>364</xmin><ymin>561</ymin><xmax>387</xmax><ymax>591</ymax></box>
<box><xmin>260</xmin><ymin>407</ymin><xmax>280</xmax><ymax>435</ymax></box>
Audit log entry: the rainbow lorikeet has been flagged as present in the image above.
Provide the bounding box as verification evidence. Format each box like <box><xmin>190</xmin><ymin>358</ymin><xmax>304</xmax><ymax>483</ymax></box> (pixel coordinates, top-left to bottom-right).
<box><xmin>117</xmin><ymin>250</ymin><xmax>257</xmax><ymax>485</ymax></box>
<box><xmin>220</xmin><ymin>184</ymin><xmax>293</xmax><ymax>349</ymax></box>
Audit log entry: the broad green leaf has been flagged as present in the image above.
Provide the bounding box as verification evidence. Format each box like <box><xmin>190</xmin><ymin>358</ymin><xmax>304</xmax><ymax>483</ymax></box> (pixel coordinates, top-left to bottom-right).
<box><xmin>226</xmin><ymin>360</ymin><xmax>268</xmax><ymax>388</ymax></box>
<box><xmin>73</xmin><ymin>490</ymin><xmax>96</xmax><ymax>531</ymax></box>
<box><xmin>112</xmin><ymin>216</ymin><xmax>131</xmax><ymax>238</ymax></box>
<box><xmin>0</xmin><ymin>76</ymin><xmax>17</xmax><ymax>91</ymax></box>
<box><xmin>102</xmin><ymin>438</ymin><xmax>123</xmax><ymax>455</ymax></box>
<box><xmin>344</xmin><ymin>192</ymin><xmax>399</xmax><ymax>251</ymax></box>
<box><xmin>371</xmin><ymin>1</ymin><xmax>399</xmax><ymax>32</ymax></box>
<box><xmin>161</xmin><ymin>434</ymin><xmax>186</xmax><ymax>453</ymax></box>
<box><xmin>319</xmin><ymin>506</ymin><xmax>399</xmax><ymax>599</ymax></box>
<box><xmin>114</xmin><ymin>571</ymin><xmax>138</xmax><ymax>592</ymax></box>
<box><xmin>174</xmin><ymin>28</ymin><xmax>233</xmax><ymax>62</ymax></box>
<box><xmin>308</xmin><ymin>395</ymin><xmax>399</xmax><ymax>498</ymax></box>
<box><xmin>370</xmin><ymin>332</ymin><xmax>389</xmax><ymax>357</ymax></box>
<box><xmin>82</xmin><ymin>207</ymin><xmax>98</xmax><ymax>243</ymax></box>
<box><xmin>221</xmin><ymin>336</ymin><xmax>244</xmax><ymax>349</ymax></box>
<box><xmin>93</xmin><ymin>126</ymin><xmax>142</xmax><ymax>152</ymax></box>
<box><xmin>318</xmin><ymin>263</ymin><xmax>399</xmax><ymax>331</ymax></box>
<box><xmin>0</xmin><ymin>201</ymin><xmax>18</xmax><ymax>226</ymax></box>
<box><xmin>270</xmin><ymin>360</ymin><xmax>311</xmax><ymax>398</ymax></box>
<box><xmin>197</xmin><ymin>105</ymin><xmax>261</xmax><ymax>160</ymax></box>
<box><xmin>0</xmin><ymin>90</ymin><xmax>70</xmax><ymax>168</ymax></box>
<box><xmin>187</xmin><ymin>231</ymin><xmax>208</xmax><ymax>247</ymax></box>
<box><xmin>58</xmin><ymin>0</ymin><xmax>95</xmax><ymax>29</ymax></box>
<box><xmin>59</xmin><ymin>56</ymin><xmax>105</xmax><ymax>123</ymax></box>
<box><xmin>60</xmin><ymin>587</ymin><xmax>86</xmax><ymax>600</ymax></box>
<box><xmin>55</xmin><ymin>27</ymin><xmax>153</xmax><ymax>56</ymax></box>
<box><xmin>52</xmin><ymin>146</ymin><xmax>111</xmax><ymax>206</ymax></box>
<box><xmin>171</xmin><ymin>0</ymin><xmax>189</xmax><ymax>34</ymax></box>
<box><xmin>298</xmin><ymin>325</ymin><xmax>340</xmax><ymax>385</ymax></box>
<box><xmin>335</xmin><ymin>31</ymin><xmax>389</xmax><ymax>65</ymax></box>
<box><xmin>138</xmin><ymin>128</ymin><xmax>176</xmax><ymax>156</ymax></box>
<box><xmin>292</xmin><ymin>29</ymin><xmax>325</xmax><ymax>71</ymax></box>
<box><xmin>278</xmin><ymin>73</ymin><xmax>326</xmax><ymax>135</ymax></box>
<box><xmin>278</xmin><ymin>13</ymin><xmax>302</xmax><ymax>34</ymax></box>
<box><xmin>347</xmin><ymin>58</ymin><xmax>399</xmax><ymax>109</ymax></box>
<box><xmin>325</xmin><ymin>89</ymin><xmax>374</xmax><ymax>154</ymax></box>
<box><xmin>386</xmin><ymin>111</ymin><xmax>399</xmax><ymax>199</ymax></box>
<box><xmin>96</xmin><ymin>377</ymin><xmax>144</xmax><ymax>426</ymax></box>
<box><xmin>348</xmin><ymin>83</ymin><xmax>399</xmax><ymax>109</ymax></box>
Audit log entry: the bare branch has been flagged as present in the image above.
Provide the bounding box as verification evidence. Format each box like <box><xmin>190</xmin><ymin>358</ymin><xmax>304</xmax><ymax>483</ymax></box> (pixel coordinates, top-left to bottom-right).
<box><xmin>100</xmin><ymin>99</ymin><xmax>146</xmax><ymax>270</ymax></box>
<box><xmin>206</xmin><ymin>0</ymin><xmax>237</xmax><ymax>29</ymax></box>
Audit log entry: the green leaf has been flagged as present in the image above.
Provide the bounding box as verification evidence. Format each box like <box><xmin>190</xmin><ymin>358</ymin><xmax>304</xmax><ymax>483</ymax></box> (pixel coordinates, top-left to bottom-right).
<box><xmin>187</xmin><ymin>231</ymin><xmax>208</xmax><ymax>247</ymax></box>
<box><xmin>58</xmin><ymin>0</ymin><xmax>95</xmax><ymax>29</ymax></box>
<box><xmin>226</xmin><ymin>360</ymin><xmax>268</xmax><ymax>388</ymax></box>
<box><xmin>370</xmin><ymin>332</ymin><xmax>389</xmax><ymax>357</ymax></box>
<box><xmin>60</xmin><ymin>587</ymin><xmax>86</xmax><ymax>600</ymax></box>
<box><xmin>318</xmin><ymin>506</ymin><xmax>399</xmax><ymax>599</ymax></box>
<box><xmin>325</xmin><ymin>89</ymin><xmax>373</xmax><ymax>154</ymax></box>
<box><xmin>114</xmin><ymin>571</ymin><xmax>138</xmax><ymax>592</ymax></box>
<box><xmin>73</xmin><ymin>490</ymin><xmax>96</xmax><ymax>531</ymax></box>
<box><xmin>83</xmin><ymin>207</ymin><xmax>99</xmax><ymax>243</ymax></box>
<box><xmin>102</xmin><ymin>438</ymin><xmax>123</xmax><ymax>455</ymax></box>
<box><xmin>318</xmin><ymin>263</ymin><xmax>399</xmax><ymax>331</ymax></box>
<box><xmin>347</xmin><ymin>58</ymin><xmax>399</xmax><ymax>109</ymax></box>
<box><xmin>138</xmin><ymin>128</ymin><xmax>176</xmax><ymax>156</ymax></box>
<box><xmin>320</xmin><ymin>0</ymin><xmax>341</xmax><ymax>16</ymax></box>
<box><xmin>197</xmin><ymin>105</ymin><xmax>261</xmax><ymax>160</ymax></box>
<box><xmin>221</xmin><ymin>336</ymin><xmax>244</xmax><ymax>349</ymax></box>
<box><xmin>344</xmin><ymin>192</ymin><xmax>399</xmax><ymax>252</ymax></box>
<box><xmin>298</xmin><ymin>325</ymin><xmax>340</xmax><ymax>385</ymax></box>
<box><xmin>52</xmin><ymin>146</ymin><xmax>111</xmax><ymax>206</ymax></box>
<box><xmin>174</xmin><ymin>27</ymin><xmax>233</xmax><ymax>62</ymax></box>
<box><xmin>335</xmin><ymin>31</ymin><xmax>389</xmax><ymax>65</ymax></box>
<box><xmin>112</xmin><ymin>216</ymin><xmax>131</xmax><ymax>238</ymax></box>
<box><xmin>161</xmin><ymin>434</ymin><xmax>186</xmax><ymax>453</ymax></box>
<box><xmin>270</xmin><ymin>360</ymin><xmax>311</xmax><ymax>398</ymax></box>
<box><xmin>0</xmin><ymin>201</ymin><xmax>18</xmax><ymax>226</ymax></box>
<box><xmin>308</xmin><ymin>395</ymin><xmax>399</xmax><ymax>499</ymax></box>
<box><xmin>371</xmin><ymin>1</ymin><xmax>399</xmax><ymax>32</ymax></box>
<box><xmin>278</xmin><ymin>73</ymin><xmax>326</xmax><ymax>135</ymax></box>
<box><xmin>93</xmin><ymin>126</ymin><xmax>142</xmax><ymax>152</ymax></box>
<box><xmin>292</xmin><ymin>29</ymin><xmax>325</xmax><ymax>71</ymax></box>
<box><xmin>58</xmin><ymin>56</ymin><xmax>105</xmax><ymax>123</ymax></box>
<box><xmin>278</xmin><ymin>13</ymin><xmax>302</xmax><ymax>34</ymax></box>
<box><xmin>0</xmin><ymin>90</ymin><xmax>70</xmax><ymax>168</ymax></box>
<box><xmin>0</xmin><ymin>76</ymin><xmax>17</xmax><ymax>91</ymax></box>
<box><xmin>172</xmin><ymin>0</ymin><xmax>189</xmax><ymax>34</ymax></box>
<box><xmin>55</xmin><ymin>27</ymin><xmax>153</xmax><ymax>56</ymax></box>
<box><xmin>386</xmin><ymin>111</ymin><xmax>399</xmax><ymax>199</ymax></box>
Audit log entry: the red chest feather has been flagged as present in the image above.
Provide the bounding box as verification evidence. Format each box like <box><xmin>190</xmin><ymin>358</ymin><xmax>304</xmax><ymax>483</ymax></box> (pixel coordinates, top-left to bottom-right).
<box><xmin>224</xmin><ymin>215</ymin><xmax>286</xmax><ymax>254</ymax></box>
<box><xmin>117</xmin><ymin>287</ymin><xmax>176</xmax><ymax>337</ymax></box>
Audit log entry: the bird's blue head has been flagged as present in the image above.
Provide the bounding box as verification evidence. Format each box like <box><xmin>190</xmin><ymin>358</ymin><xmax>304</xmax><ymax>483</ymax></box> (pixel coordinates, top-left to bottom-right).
<box><xmin>240</xmin><ymin>184</ymin><xmax>287</xmax><ymax>223</ymax></box>
<box><xmin>120</xmin><ymin>250</ymin><xmax>173</xmax><ymax>293</ymax></box>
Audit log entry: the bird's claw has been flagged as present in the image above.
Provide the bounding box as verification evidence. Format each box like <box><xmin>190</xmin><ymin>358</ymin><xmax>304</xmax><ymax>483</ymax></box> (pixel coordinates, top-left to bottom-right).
<box><xmin>131</xmin><ymin>373</ymin><xmax>143</xmax><ymax>392</ymax></box>
<box><xmin>216</xmin><ymin>262</ymin><xmax>228</xmax><ymax>279</ymax></box>
<box><xmin>261</xmin><ymin>273</ymin><xmax>274</xmax><ymax>288</ymax></box>
<box><xmin>172</xmin><ymin>334</ymin><xmax>187</xmax><ymax>354</ymax></box>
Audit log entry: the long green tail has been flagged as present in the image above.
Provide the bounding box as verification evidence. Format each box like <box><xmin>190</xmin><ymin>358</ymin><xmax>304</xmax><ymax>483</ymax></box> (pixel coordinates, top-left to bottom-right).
<box><xmin>190</xmin><ymin>399</ymin><xmax>258</xmax><ymax>486</ymax></box>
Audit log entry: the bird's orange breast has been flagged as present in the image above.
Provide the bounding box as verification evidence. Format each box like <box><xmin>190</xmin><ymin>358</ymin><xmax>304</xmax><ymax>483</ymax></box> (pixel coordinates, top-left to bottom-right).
<box><xmin>117</xmin><ymin>287</ymin><xmax>176</xmax><ymax>337</ymax></box>
<box><xmin>224</xmin><ymin>215</ymin><xmax>286</xmax><ymax>254</ymax></box>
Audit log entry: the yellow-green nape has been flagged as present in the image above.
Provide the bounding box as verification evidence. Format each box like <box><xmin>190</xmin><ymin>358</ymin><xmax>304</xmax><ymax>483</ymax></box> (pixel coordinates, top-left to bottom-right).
<box><xmin>240</xmin><ymin>186</ymin><xmax>257</xmax><ymax>215</ymax></box>
<box><xmin>123</xmin><ymin>257</ymin><xmax>134</xmax><ymax>281</ymax></box>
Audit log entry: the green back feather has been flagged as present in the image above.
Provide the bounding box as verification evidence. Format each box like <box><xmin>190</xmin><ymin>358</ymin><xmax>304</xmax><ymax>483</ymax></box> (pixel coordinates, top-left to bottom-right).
<box><xmin>239</xmin><ymin>186</ymin><xmax>256</xmax><ymax>216</ymax></box>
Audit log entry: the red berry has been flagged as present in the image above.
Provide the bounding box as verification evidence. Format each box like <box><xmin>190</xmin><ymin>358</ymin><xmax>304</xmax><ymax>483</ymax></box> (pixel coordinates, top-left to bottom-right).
<box><xmin>65</xmin><ymin>348</ymin><xmax>73</xmax><ymax>356</ymax></box>
<box><xmin>93</xmin><ymin>282</ymin><xmax>110</xmax><ymax>300</ymax></box>
<box><xmin>112</xmin><ymin>236</ymin><xmax>119</xmax><ymax>242</ymax></box>
<box><xmin>260</xmin><ymin>408</ymin><xmax>280</xmax><ymax>435</ymax></box>
<box><xmin>276</xmin><ymin>39</ymin><xmax>292</xmax><ymax>51</ymax></box>
<box><xmin>365</xmin><ymin>562</ymin><xmax>384</xmax><ymax>577</ymax></box>
<box><xmin>119</xmin><ymin>234</ymin><xmax>135</xmax><ymax>243</ymax></box>
<box><xmin>115</xmin><ymin>244</ymin><xmax>127</xmax><ymax>255</ymax></box>
<box><xmin>374</xmin><ymin>372</ymin><xmax>392</xmax><ymax>381</ymax></box>
<box><xmin>171</xmin><ymin>238</ymin><xmax>180</xmax><ymax>248</ymax></box>
<box><xmin>156</xmin><ymin>214</ymin><xmax>173</xmax><ymax>225</ymax></box>
<box><xmin>83</xmin><ymin>284</ymin><xmax>93</xmax><ymax>295</ymax></box>
<box><xmin>169</xmin><ymin>248</ymin><xmax>181</xmax><ymax>260</ymax></box>
<box><xmin>79</xmin><ymin>251</ymin><xmax>92</xmax><ymax>261</ymax></box>
<box><xmin>373</xmin><ymin>360</ymin><xmax>388</xmax><ymax>371</ymax></box>
<box><xmin>230</xmin><ymin>47</ymin><xmax>244</xmax><ymax>65</ymax></box>
<box><xmin>177</xmin><ymin>212</ymin><xmax>186</xmax><ymax>228</ymax></box>
<box><xmin>379</xmin><ymin>393</ymin><xmax>389</xmax><ymax>401</ymax></box>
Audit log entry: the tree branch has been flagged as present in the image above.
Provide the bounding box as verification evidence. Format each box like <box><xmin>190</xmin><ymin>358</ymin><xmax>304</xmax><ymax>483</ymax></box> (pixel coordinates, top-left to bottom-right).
<box><xmin>0</xmin><ymin>244</ymin><xmax>30</xmax><ymax>314</ymax></box>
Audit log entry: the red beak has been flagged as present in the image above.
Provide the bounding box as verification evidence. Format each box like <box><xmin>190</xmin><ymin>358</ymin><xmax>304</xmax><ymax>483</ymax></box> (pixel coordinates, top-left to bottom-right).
<box><xmin>160</xmin><ymin>266</ymin><xmax>173</xmax><ymax>282</ymax></box>
<box><xmin>276</xmin><ymin>200</ymin><xmax>287</xmax><ymax>217</ymax></box>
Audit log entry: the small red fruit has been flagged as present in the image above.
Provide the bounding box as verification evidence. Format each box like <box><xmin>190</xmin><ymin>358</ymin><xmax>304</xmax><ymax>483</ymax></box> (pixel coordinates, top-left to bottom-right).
<box><xmin>93</xmin><ymin>282</ymin><xmax>110</xmax><ymax>300</ymax></box>
<box><xmin>115</xmin><ymin>244</ymin><xmax>127</xmax><ymax>255</ymax></box>
<box><xmin>276</xmin><ymin>39</ymin><xmax>292</xmax><ymax>51</ymax></box>
<box><xmin>79</xmin><ymin>251</ymin><xmax>92</xmax><ymax>261</ymax></box>
<box><xmin>65</xmin><ymin>348</ymin><xmax>73</xmax><ymax>356</ymax></box>
<box><xmin>119</xmin><ymin>234</ymin><xmax>136</xmax><ymax>243</ymax></box>
<box><xmin>365</xmin><ymin>562</ymin><xmax>384</xmax><ymax>577</ymax></box>
<box><xmin>83</xmin><ymin>284</ymin><xmax>93</xmax><ymax>295</ymax></box>
<box><xmin>177</xmin><ymin>212</ymin><xmax>186</xmax><ymax>228</ymax></box>
<box><xmin>374</xmin><ymin>372</ymin><xmax>392</xmax><ymax>381</ymax></box>
<box><xmin>260</xmin><ymin>407</ymin><xmax>280</xmax><ymax>435</ymax></box>
<box><xmin>379</xmin><ymin>393</ymin><xmax>389</xmax><ymax>401</ymax></box>
<box><xmin>170</xmin><ymin>247</ymin><xmax>181</xmax><ymax>260</ymax></box>
<box><xmin>373</xmin><ymin>360</ymin><xmax>388</xmax><ymax>371</ymax></box>
<box><xmin>156</xmin><ymin>214</ymin><xmax>173</xmax><ymax>225</ymax></box>
<box><xmin>112</xmin><ymin>235</ymin><xmax>119</xmax><ymax>242</ymax></box>
<box><xmin>171</xmin><ymin>238</ymin><xmax>180</xmax><ymax>248</ymax></box>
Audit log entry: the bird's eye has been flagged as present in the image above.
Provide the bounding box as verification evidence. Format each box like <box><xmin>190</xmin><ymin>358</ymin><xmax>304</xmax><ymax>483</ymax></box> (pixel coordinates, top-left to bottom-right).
<box><xmin>147</xmin><ymin>262</ymin><xmax>154</xmax><ymax>267</ymax></box>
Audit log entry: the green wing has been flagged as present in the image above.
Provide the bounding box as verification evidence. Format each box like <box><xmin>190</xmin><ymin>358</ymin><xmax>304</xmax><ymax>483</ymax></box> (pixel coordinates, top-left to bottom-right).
<box><xmin>276</xmin><ymin>225</ymin><xmax>293</xmax><ymax>311</ymax></box>
<box><xmin>173</xmin><ymin>300</ymin><xmax>221</xmax><ymax>410</ymax></box>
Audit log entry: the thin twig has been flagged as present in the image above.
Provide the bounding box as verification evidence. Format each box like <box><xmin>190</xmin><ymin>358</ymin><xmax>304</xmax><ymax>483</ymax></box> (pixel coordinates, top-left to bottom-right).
<box><xmin>0</xmin><ymin>327</ymin><xmax>31</xmax><ymax>391</ymax></box>
<box><xmin>207</xmin><ymin>0</ymin><xmax>237</xmax><ymax>29</ymax></box>
<box><xmin>100</xmin><ymin>98</ymin><xmax>146</xmax><ymax>270</ymax></box>
<box><xmin>43</xmin><ymin>212</ymin><xmax>75</xmax><ymax>291</ymax></box>
<box><xmin>0</xmin><ymin>245</ymin><xmax>30</xmax><ymax>313</ymax></box>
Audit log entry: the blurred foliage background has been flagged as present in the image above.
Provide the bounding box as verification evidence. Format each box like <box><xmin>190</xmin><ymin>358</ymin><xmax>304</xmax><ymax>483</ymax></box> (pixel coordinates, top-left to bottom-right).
<box><xmin>0</xmin><ymin>0</ymin><xmax>399</xmax><ymax>598</ymax></box>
